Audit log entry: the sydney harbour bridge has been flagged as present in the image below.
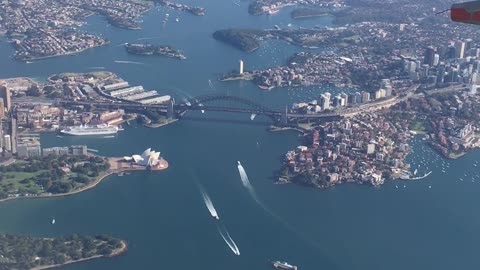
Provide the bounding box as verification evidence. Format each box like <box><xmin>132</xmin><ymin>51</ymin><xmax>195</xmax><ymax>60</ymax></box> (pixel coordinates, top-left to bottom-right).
<box><xmin>58</xmin><ymin>94</ymin><xmax>342</xmax><ymax>124</ymax></box>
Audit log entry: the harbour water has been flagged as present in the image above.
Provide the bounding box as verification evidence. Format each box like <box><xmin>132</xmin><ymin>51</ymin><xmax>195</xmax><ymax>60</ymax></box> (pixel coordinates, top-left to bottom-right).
<box><xmin>1</xmin><ymin>1</ymin><xmax>480</xmax><ymax>269</ymax></box>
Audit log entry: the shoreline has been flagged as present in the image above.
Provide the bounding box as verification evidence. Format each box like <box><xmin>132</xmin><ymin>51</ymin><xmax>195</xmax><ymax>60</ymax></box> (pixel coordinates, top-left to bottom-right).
<box><xmin>0</xmin><ymin>156</ymin><xmax>169</xmax><ymax>204</ymax></box>
<box><xmin>30</xmin><ymin>240</ymin><xmax>127</xmax><ymax>270</ymax></box>
<box><xmin>15</xmin><ymin>40</ymin><xmax>110</xmax><ymax>62</ymax></box>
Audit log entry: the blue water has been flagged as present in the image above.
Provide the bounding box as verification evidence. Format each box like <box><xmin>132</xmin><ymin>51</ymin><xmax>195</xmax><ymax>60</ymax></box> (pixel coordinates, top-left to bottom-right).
<box><xmin>1</xmin><ymin>1</ymin><xmax>480</xmax><ymax>269</ymax></box>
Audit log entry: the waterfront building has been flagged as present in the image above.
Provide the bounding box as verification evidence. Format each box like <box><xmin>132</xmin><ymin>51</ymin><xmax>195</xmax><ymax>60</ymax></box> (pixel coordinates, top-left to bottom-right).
<box><xmin>99</xmin><ymin>110</ymin><xmax>125</xmax><ymax>125</ymax></box>
<box><xmin>0</xmin><ymin>83</ymin><xmax>11</xmax><ymax>112</ymax></box>
<box><xmin>319</xmin><ymin>92</ymin><xmax>331</xmax><ymax>111</ymax></box>
<box><xmin>355</xmin><ymin>92</ymin><xmax>362</xmax><ymax>103</ymax></box>
<box><xmin>103</xmin><ymin>81</ymin><xmax>129</xmax><ymax>91</ymax></box>
<box><xmin>348</xmin><ymin>93</ymin><xmax>357</xmax><ymax>104</ymax></box>
<box><xmin>124</xmin><ymin>148</ymin><xmax>163</xmax><ymax>167</ymax></box>
<box><xmin>138</xmin><ymin>95</ymin><xmax>171</xmax><ymax>105</ymax></box>
<box><xmin>239</xmin><ymin>60</ymin><xmax>244</xmax><ymax>75</ymax></box>
<box><xmin>17</xmin><ymin>141</ymin><xmax>41</xmax><ymax>158</ymax></box>
<box><xmin>70</xmin><ymin>145</ymin><xmax>88</xmax><ymax>156</ymax></box>
<box><xmin>361</xmin><ymin>91</ymin><xmax>370</xmax><ymax>102</ymax></box>
<box><xmin>375</xmin><ymin>89</ymin><xmax>386</xmax><ymax>100</ymax></box>
<box><xmin>340</xmin><ymin>93</ymin><xmax>349</xmax><ymax>107</ymax></box>
<box><xmin>43</xmin><ymin>146</ymin><xmax>69</xmax><ymax>156</ymax></box>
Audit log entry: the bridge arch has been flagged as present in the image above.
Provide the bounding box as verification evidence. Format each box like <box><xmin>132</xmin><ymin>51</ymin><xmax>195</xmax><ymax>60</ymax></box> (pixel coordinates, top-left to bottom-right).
<box><xmin>177</xmin><ymin>94</ymin><xmax>283</xmax><ymax>122</ymax></box>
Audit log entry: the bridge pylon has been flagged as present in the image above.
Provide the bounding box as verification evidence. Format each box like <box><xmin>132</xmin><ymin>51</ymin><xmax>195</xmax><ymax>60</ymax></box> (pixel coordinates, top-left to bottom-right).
<box><xmin>280</xmin><ymin>105</ymin><xmax>288</xmax><ymax>125</ymax></box>
<box><xmin>167</xmin><ymin>99</ymin><xmax>175</xmax><ymax>119</ymax></box>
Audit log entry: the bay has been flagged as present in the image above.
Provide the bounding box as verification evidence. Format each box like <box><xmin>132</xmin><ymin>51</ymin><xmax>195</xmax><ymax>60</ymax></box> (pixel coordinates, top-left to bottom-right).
<box><xmin>0</xmin><ymin>1</ymin><xmax>480</xmax><ymax>269</ymax></box>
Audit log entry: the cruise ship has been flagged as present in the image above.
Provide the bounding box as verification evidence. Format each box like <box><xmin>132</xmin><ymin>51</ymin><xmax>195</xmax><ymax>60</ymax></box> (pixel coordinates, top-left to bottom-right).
<box><xmin>60</xmin><ymin>124</ymin><xmax>119</xmax><ymax>136</ymax></box>
<box><xmin>272</xmin><ymin>261</ymin><xmax>298</xmax><ymax>270</ymax></box>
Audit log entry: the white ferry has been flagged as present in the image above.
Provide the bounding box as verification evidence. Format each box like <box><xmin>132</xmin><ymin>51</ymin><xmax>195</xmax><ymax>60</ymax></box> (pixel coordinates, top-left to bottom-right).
<box><xmin>60</xmin><ymin>124</ymin><xmax>119</xmax><ymax>136</ymax></box>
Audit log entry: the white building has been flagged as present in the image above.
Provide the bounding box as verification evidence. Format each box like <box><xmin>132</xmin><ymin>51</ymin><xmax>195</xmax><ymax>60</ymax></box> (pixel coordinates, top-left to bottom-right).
<box><xmin>124</xmin><ymin>148</ymin><xmax>163</xmax><ymax>167</ymax></box>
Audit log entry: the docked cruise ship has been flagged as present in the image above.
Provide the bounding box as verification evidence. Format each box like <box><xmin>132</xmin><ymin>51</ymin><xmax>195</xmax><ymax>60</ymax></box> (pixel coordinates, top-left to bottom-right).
<box><xmin>60</xmin><ymin>124</ymin><xmax>119</xmax><ymax>136</ymax></box>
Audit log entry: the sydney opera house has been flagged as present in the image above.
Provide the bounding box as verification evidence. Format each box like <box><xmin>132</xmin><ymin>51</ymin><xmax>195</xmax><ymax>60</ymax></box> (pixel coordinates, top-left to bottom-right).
<box><xmin>123</xmin><ymin>148</ymin><xmax>165</xmax><ymax>168</ymax></box>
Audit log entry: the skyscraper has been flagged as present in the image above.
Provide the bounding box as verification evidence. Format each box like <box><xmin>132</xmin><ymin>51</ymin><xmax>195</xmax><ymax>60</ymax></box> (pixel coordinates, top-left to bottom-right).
<box><xmin>0</xmin><ymin>82</ymin><xmax>11</xmax><ymax>112</ymax></box>
<box><xmin>0</xmin><ymin>99</ymin><xmax>4</xmax><ymax>119</ymax></box>
<box><xmin>320</xmin><ymin>92</ymin><xmax>331</xmax><ymax>111</ymax></box>
<box><xmin>433</xmin><ymin>53</ymin><xmax>440</xmax><ymax>66</ymax></box>
<box><xmin>423</xmin><ymin>46</ymin><xmax>435</xmax><ymax>66</ymax></box>
<box><xmin>361</xmin><ymin>91</ymin><xmax>370</xmax><ymax>102</ymax></box>
<box><xmin>239</xmin><ymin>60</ymin><xmax>244</xmax><ymax>75</ymax></box>
<box><xmin>446</xmin><ymin>45</ymin><xmax>456</xmax><ymax>59</ymax></box>
<box><xmin>455</xmin><ymin>41</ymin><xmax>465</xmax><ymax>59</ymax></box>
<box><xmin>3</xmin><ymin>134</ymin><xmax>11</xmax><ymax>151</ymax></box>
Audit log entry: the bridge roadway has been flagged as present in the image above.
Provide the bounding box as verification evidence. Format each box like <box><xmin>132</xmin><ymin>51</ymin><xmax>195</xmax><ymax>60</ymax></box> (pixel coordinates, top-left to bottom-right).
<box><xmin>57</xmin><ymin>85</ymin><xmax>420</xmax><ymax>121</ymax></box>
<box><xmin>57</xmin><ymin>100</ymin><xmax>341</xmax><ymax>120</ymax></box>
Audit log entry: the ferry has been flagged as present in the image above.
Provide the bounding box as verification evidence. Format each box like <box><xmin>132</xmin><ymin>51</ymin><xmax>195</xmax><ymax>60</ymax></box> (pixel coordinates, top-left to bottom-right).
<box><xmin>60</xmin><ymin>124</ymin><xmax>119</xmax><ymax>136</ymax></box>
<box><xmin>272</xmin><ymin>261</ymin><xmax>298</xmax><ymax>270</ymax></box>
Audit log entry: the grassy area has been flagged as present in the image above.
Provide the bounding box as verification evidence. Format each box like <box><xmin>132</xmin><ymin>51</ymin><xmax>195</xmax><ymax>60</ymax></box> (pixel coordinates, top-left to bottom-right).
<box><xmin>411</xmin><ymin>120</ymin><xmax>427</xmax><ymax>134</ymax></box>
<box><xmin>131</xmin><ymin>0</ymin><xmax>153</xmax><ymax>5</ymax></box>
<box><xmin>343</xmin><ymin>35</ymin><xmax>361</xmax><ymax>42</ymax></box>
<box><xmin>0</xmin><ymin>156</ymin><xmax>110</xmax><ymax>199</ymax></box>
<box><xmin>449</xmin><ymin>152</ymin><xmax>467</xmax><ymax>159</ymax></box>
<box><xmin>1</xmin><ymin>170</ymin><xmax>48</xmax><ymax>194</ymax></box>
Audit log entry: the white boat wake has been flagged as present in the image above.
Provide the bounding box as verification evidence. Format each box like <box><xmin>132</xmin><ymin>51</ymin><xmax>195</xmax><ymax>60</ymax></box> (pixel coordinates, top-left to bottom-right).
<box><xmin>410</xmin><ymin>171</ymin><xmax>432</xmax><ymax>180</ymax></box>
<box><xmin>137</xmin><ymin>36</ymin><xmax>162</xmax><ymax>41</ymax></box>
<box><xmin>217</xmin><ymin>223</ymin><xmax>240</xmax><ymax>255</ymax></box>
<box><xmin>200</xmin><ymin>187</ymin><xmax>219</xmax><ymax>220</ymax></box>
<box><xmin>250</xmin><ymin>114</ymin><xmax>256</xmax><ymax>120</ymax></box>
<box><xmin>208</xmin><ymin>79</ymin><xmax>217</xmax><ymax>91</ymax></box>
<box><xmin>114</xmin><ymin>60</ymin><xmax>146</xmax><ymax>65</ymax></box>
<box><xmin>236</xmin><ymin>161</ymin><xmax>323</xmax><ymax>249</ymax></box>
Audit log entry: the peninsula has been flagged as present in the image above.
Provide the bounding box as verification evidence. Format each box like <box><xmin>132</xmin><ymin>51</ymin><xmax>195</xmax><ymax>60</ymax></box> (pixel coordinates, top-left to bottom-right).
<box><xmin>0</xmin><ymin>0</ymin><xmax>151</xmax><ymax>61</ymax></box>
<box><xmin>156</xmin><ymin>0</ymin><xmax>206</xmax><ymax>16</ymax></box>
<box><xmin>0</xmin><ymin>234</ymin><xmax>127</xmax><ymax>270</ymax></box>
<box><xmin>125</xmin><ymin>43</ymin><xmax>186</xmax><ymax>60</ymax></box>
<box><xmin>290</xmin><ymin>8</ymin><xmax>330</xmax><ymax>19</ymax></box>
<box><xmin>212</xmin><ymin>28</ymin><xmax>338</xmax><ymax>53</ymax></box>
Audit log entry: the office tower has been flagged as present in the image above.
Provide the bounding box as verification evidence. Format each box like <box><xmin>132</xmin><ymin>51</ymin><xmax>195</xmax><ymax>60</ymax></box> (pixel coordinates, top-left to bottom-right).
<box><xmin>0</xmin><ymin>99</ymin><xmax>4</xmax><ymax>119</ymax></box>
<box><xmin>3</xmin><ymin>134</ymin><xmax>11</xmax><ymax>151</ymax></box>
<box><xmin>0</xmin><ymin>83</ymin><xmax>11</xmax><ymax>112</ymax></box>
<box><xmin>455</xmin><ymin>41</ymin><xmax>465</xmax><ymax>58</ymax></box>
<box><xmin>239</xmin><ymin>60</ymin><xmax>244</xmax><ymax>75</ymax></box>
<box><xmin>361</xmin><ymin>91</ymin><xmax>370</xmax><ymax>102</ymax></box>
<box><xmin>320</xmin><ymin>92</ymin><xmax>331</xmax><ymax>110</ymax></box>
<box><xmin>424</xmin><ymin>46</ymin><xmax>435</xmax><ymax>66</ymax></box>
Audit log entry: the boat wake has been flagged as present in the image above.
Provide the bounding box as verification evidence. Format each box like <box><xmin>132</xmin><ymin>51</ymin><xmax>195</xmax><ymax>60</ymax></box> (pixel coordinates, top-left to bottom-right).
<box><xmin>236</xmin><ymin>161</ymin><xmax>324</xmax><ymax>249</ymax></box>
<box><xmin>208</xmin><ymin>79</ymin><xmax>217</xmax><ymax>91</ymax></box>
<box><xmin>216</xmin><ymin>223</ymin><xmax>240</xmax><ymax>255</ymax></box>
<box><xmin>89</xmin><ymin>66</ymin><xmax>106</xmax><ymax>70</ymax></box>
<box><xmin>114</xmin><ymin>60</ymin><xmax>146</xmax><ymax>65</ymax></box>
<box><xmin>250</xmin><ymin>114</ymin><xmax>256</xmax><ymax>121</ymax></box>
<box><xmin>199</xmin><ymin>186</ymin><xmax>219</xmax><ymax>220</ymax></box>
<box><xmin>410</xmin><ymin>171</ymin><xmax>432</xmax><ymax>180</ymax></box>
<box><xmin>137</xmin><ymin>36</ymin><xmax>162</xmax><ymax>41</ymax></box>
